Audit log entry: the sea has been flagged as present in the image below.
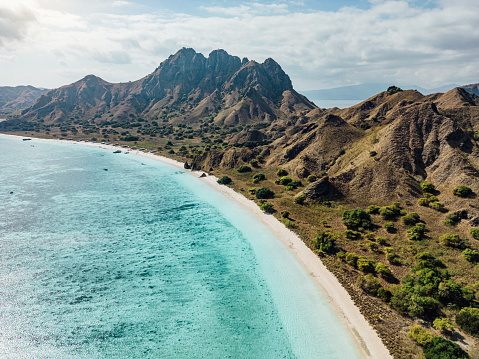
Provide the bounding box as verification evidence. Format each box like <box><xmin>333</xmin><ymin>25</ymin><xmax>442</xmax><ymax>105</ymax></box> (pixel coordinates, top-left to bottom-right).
<box><xmin>0</xmin><ymin>135</ymin><xmax>363</xmax><ymax>359</ymax></box>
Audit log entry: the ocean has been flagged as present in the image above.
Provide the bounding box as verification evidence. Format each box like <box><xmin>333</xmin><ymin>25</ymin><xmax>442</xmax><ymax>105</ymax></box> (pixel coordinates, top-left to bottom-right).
<box><xmin>0</xmin><ymin>136</ymin><xmax>363</xmax><ymax>358</ymax></box>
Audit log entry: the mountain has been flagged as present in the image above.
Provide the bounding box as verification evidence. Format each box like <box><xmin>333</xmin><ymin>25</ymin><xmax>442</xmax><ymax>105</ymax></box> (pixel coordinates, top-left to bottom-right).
<box><xmin>462</xmin><ymin>82</ymin><xmax>479</xmax><ymax>96</ymax></box>
<box><xmin>0</xmin><ymin>85</ymin><xmax>49</xmax><ymax>115</ymax></box>
<box><xmin>300</xmin><ymin>83</ymin><xmax>458</xmax><ymax>107</ymax></box>
<box><xmin>12</xmin><ymin>48</ymin><xmax>314</xmax><ymax>126</ymax></box>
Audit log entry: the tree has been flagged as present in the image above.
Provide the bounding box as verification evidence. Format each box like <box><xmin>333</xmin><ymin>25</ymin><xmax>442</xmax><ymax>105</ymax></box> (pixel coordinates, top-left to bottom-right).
<box><xmin>260</xmin><ymin>202</ymin><xmax>275</xmax><ymax>214</ymax></box>
<box><xmin>276</xmin><ymin>168</ymin><xmax>288</xmax><ymax>176</ymax></box>
<box><xmin>402</xmin><ymin>212</ymin><xmax>420</xmax><ymax>226</ymax></box>
<box><xmin>452</xmin><ymin>185</ymin><xmax>472</xmax><ymax>197</ymax></box>
<box><xmin>421</xmin><ymin>182</ymin><xmax>436</xmax><ymax>193</ymax></box>
<box><xmin>342</xmin><ymin>209</ymin><xmax>372</xmax><ymax>230</ymax></box>
<box><xmin>462</xmin><ymin>248</ymin><xmax>479</xmax><ymax>263</ymax></box>
<box><xmin>217</xmin><ymin>176</ymin><xmax>232</xmax><ymax>185</ymax></box>
<box><xmin>456</xmin><ymin>307</ymin><xmax>479</xmax><ymax>334</ymax></box>
<box><xmin>255</xmin><ymin>187</ymin><xmax>275</xmax><ymax>199</ymax></box>
<box><xmin>357</xmin><ymin>256</ymin><xmax>375</xmax><ymax>273</ymax></box>
<box><xmin>237</xmin><ymin>165</ymin><xmax>252</xmax><ymax>173</ymax></box>
<box><xmin>279</xmin><ymin>176</ymin><xmax>293</xmax><ymax>185</ymax></box>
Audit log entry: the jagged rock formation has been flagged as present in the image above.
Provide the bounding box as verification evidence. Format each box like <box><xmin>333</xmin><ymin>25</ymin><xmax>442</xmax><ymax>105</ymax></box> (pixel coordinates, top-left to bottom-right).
<box><xmin>13</xmin><ymin>48</ymin><xmax>315</xmax><ymax>126</ymax></box>
<box><xmin>0</xmin><ymin>86</ymin><xmax>48</xmax><ymax>114</ymax></box>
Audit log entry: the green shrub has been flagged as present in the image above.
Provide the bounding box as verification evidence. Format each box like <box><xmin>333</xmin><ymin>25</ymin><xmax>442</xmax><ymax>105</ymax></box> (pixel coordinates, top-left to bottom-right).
<box><xmin>407</xmin><ymin>223</ymin><xmax>426</xmax><ymax>241</ymax></box>
<box><xmin>453</xmin><ymin>185</ymin><xmax>472</xmax><ymax>197</ymax></box>
<box><xmin>307</xmin><ymin>174</ymin><xmax>317</xmax><ymax>182</ymax></box>
<box><xmin>386</xmin><ymin>252</ymin><xmax>400</xmax><ymax>264</ymax></box>
<box><xmin>277</xmin><ymin>168</ymin><xmax>288</xmax><ymax>176</ymax></box>
<box><xmin>248</xmin><ymin>188</ymin><xmax>256</xmax><ymax>194</ymax></box>
<box><xmin>421</xmin><ymin>182</ymin><xmax>436</xmax><ymax>193</ymax></box>
<box><xmin>250</xmin><ymin>159</ymin><xmax>259</xmax><ymax>167</ymax></box>
<box><xmin>408</xmin><ymin>325</ymin><xmax>434</xmax><ymax>346</ymax></box>
<box><xmin>384</xmin><ymin>222</ymin><xmax>396</xmax><ymax>233</ymax></box>
<box><xmin>284</xmin><ymin>218</ymin><xmax>298</xmax><ymax>229</ymax></box>
<box><xmin>237</xmin><ymin>165</ymin><xmax>252</xmax><ymax>173</ymax></box>
<box><xmin>443</xmin><ymin>213</ymin><xmax>460</xmax><ymax>226</ymax></box>
<box><xmin>260</xmin><ymin>202</ymin><xmax>275</xmax><ymax>214</ymax></box>
<box><xmin>342</xmin><ymin>209</ymin><xmax>372</xmax><ymax>230</ymax></box>
<box><xmin>252</xmin><ymin>173</ymin><xmax>266</xmax><ymax>183</ymax></box>
<box><xmin>280</xmin><ymin>210</ymin><xmax>290</xmax><ymax>218</ymax></box>
<box><xmin>286</xmin><ymin>185</ymin><xmax>295</xmax><ymax>191</ymax></box>
<box><xmin>433</xmin><ymin>317</ymin><xmax>454</xmax><ymax>334</ymax></box>
<box><xmin>368</xmin><ymin>241</ymin><xmax>379</xmax><ymax>252</ymax></box>
<box><xmin>367</xmin><ymin>205</ymin><xmax>380</xmax><ymax>214</ymax></box>
<box><xmin>345</xmin><ymin>229</ymin><xmax>361</xmax><ymax>240</ymax></box>
<box><xmin>279</xmin><ymin>176</ymin><xmax>293</xmax><ymax>185</ymax></box>
<box><xmin>462</xmin><ymin>248</ymin><xmax>479</xmax><ymax>263</ymax></box>
<box><xmin>345</xmin><ymin>252</ymin><xmax>359</xmax><ymax>268</ymax></box>
<box><xmin>456</xmin><ymin>307</ymin><xmax>479</xmax><ymax>335</ymax></box>
<box><xmin>255</xmin><ymin>188</ymin><xmax>275</xmax><ymax>199</ymax></box>
<box><xmin>387</xmin><ymin>85</ymin><xmax>402</xmax><ymax>95</ymax></box>
<box><xmin>375</xmin><ymin>262</ymin><xmax>392</xmax><ymax>277</ymax></box>
<box><xmin>379</xmin><ymin>204</ymin><xmax>401</xmax><ymax>219</ymax></box>
<box><xmin>423</xmin><ymin>336</ymin><xmax>469</xmax><ymax>359</ymax></box>
<box><xmin>470</xmin><ymin>227</ymin><xmax>479</xmax><ymax>239</ymax></box>
<box><xmin>313</xmin><ymin>231</ymin><xmax>336</xmax><ymax>253</ymax></box>
<box><xmin>376</xmin><ymin>236</ymin><xmax>387</xmax><ymax>245</ymax></box>
<box><xmin>418</xmin><ymin>198</ymin><xmax>429</xmax><ymax>206</ymax></box>
<box><xmin>291</xmin><ymin>180</ymin><xmax>302</xmax><ymax>187</ymax></box>
<box><xmin>440</xmin><ymin>234</ymin><xmax>467</xmax><ymax>249</ymax></box>
<box><xmin>294</xmin><ymin>194</ymin><xmax>306</xmax><ymax>204</ymax></box>
<box><xmin>357</xmin><ymin>256</ymin><xmax>376</xmax><ymax>273</ymax></box>
<box><xmin>429</xmin><ymin>201</ymin><xmax>445</xmax><ymax>211</ymax></box>
<box><xmin>217</xmin><ymin>176</ymin><xmax>232</xmax><ymax>185</ymax></box>
<box><xmin>357</xmin><ymin>274</ymin><xmax>381</xmax><ymax>295</ymax></box>
<box><xmin>402</xmin><ymin>212</ymin><xmax>420</xmax><ymax>226</ymax></box>
<box><xmin>377</xmin><ymin>287</ymin><xmax>392</xmax><ymax>302</ymax></box>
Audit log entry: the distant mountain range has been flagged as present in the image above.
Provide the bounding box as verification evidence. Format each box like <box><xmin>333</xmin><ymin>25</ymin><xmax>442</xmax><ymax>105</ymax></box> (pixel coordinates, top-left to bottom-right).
<box><xmin>299</xmin><ymin>83</ymin><xmax>460</xmax><ymax>104</ymax></box>
<box><xmin>0</xmin><ymin>85</ymin><xmax>49</xmax><ymax>115</ymax></box>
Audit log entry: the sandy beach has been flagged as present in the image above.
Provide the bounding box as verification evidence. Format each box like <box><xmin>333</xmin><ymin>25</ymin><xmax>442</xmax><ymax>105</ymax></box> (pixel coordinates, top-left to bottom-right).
<box><xmin>5</xmin><ymin>134</ymin><xmax>392</xmax><ymax>359</ymax></box>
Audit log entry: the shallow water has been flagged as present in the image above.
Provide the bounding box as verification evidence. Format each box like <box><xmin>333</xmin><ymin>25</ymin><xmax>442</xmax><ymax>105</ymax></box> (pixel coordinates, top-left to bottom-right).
<box><xmin>0</xmin><ymin>136</ymin><xmax>363</xmax><ymax>358</ymax></box>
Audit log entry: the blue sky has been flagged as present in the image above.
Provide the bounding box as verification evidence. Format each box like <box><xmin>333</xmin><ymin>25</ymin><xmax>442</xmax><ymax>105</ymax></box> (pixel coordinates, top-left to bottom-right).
<box><xmin>0</xmin><ymin>0</ymin><xmax>478</xmax><ymax>91</ymax></box>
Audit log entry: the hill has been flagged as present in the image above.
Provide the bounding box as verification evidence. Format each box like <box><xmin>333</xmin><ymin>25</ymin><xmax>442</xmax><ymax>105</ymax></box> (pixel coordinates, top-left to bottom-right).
<box><xmin>0</xmin><ymin>85</ymin><xmax>49</xmax><ymax>115</ymax></box>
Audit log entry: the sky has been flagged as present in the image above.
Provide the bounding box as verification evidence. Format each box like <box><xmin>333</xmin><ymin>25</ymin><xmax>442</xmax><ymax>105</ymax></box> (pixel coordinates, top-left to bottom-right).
<box><xmin>0</xmin><ymin>0</ymin><xmax>478</xmax><ymax>91</ymax></box>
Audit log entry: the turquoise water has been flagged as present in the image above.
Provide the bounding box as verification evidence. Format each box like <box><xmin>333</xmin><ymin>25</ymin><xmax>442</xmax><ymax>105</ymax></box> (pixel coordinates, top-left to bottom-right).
<box><xmin>0</xmin><ymin>136</ymin><xmax>363</xmax><ymax>358</ymax></box>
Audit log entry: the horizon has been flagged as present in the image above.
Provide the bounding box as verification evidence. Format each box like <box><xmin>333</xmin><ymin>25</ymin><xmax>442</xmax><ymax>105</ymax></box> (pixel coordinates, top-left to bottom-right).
<box><xmin>1</xmin><ymin>0</ymin><xmax>478</xmax><ymax>91</ymax></box>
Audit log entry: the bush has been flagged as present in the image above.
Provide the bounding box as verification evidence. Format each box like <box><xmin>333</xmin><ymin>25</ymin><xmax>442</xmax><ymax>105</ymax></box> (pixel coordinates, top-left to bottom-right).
<box><xmin>376</xmin><ymin>236</ymin><xmax>387</xmax><ymax>245</ymax></box>
<box><xmin>462</xmin><ymin>248</ymin><xmax>479</xmax><ymax>263</ymax></box>
<box><xmin>357</xmin><ymin>256</ymin><xmax>376</xmax><ymax>273</ymax></box>
<box><xmin>342</xmin><ymin>209</ymin><xmax>372</xmax><ymax>230</ymax></box>
<box><xmin>250</xmin><ymin>159</ymin><xmax>259</xmax><ymax>167</ymax></box>
<box><xmin>443</xmin><ymin>213</ymin><xmax>460</xmax><ymax>226</ymax></box>
<box><xmin>284</xmin><ymin>218</ymin><xmax>298</xmax><ymax>229</ymax></box>
<box><xmin>433</xmin><ymin>317</ymin><xmax>454</xmax><ymax>334</ymax></box>
<box><xmin>456</xmin><ymin>307</ymin><xmax>479</xmax><ymax>335</ymax></box>
<box><xmin>377</xmin><ymin>287</ymin><xmax>392</xmax><ymax>302</ymax></box>
<box><xmin>260</xmin><ymin>202</ymin><xmax>275</xmax><ymax>214</ymax></box>
<box><xmin>294</xmin><ymin>194</ymin><xmax>306</xmax><ymax>204</ymax></box>
<box><xmin>409</xmin><ymin>325</ymin><xmax>434</xmax><ymax>346</ymax></box>
<box><xmin>345</xmin><ymin>252</ymin><xmax>359</xmax><ymax>268</ymax></box>
<box><xmin>384</xmin><ymin>222</ymin><xmax>396</xmax><ymax>233</ymax></box>
<box><xmin>237</xmin><ymin>165</ymin><xmax>252</xmax><ymax>173</ymax></box>
<box><xmin>277</xmin><ymin>168</ymin><xmax>288</xmax><ymax>176</ymax></box>
<box><xmin>357</xmin><ymin>274</ymin><xmax>381</xmax><ymax>295</ymax></box>
<box><xmin>217</xmin><ymin>176</ymin><xmax>232</xmax><ymax>185</ymax></box>
<box><xmin>387</xmin><ymin>85</ymin><xmax>402</xmax><ymax>95</ymax></box>
<box><xmin>313</xmin><ymin>231</ymin><xmax>336</xmax><ymax>253</ymax></box>
<box><xmin>453</xmin><ymin>185</ymin><xmax>472</xmax><ymax>197</ymax></box>
<box><xmin>421</xmin><ymin>182</ymin><xmax>436</xmax><ymax>193</ymax></box>
<box><xmin>375</xmin><ymin>262</ymin><xmax>392</xmax><ymax>277</ymax></box>
<box><xmin>345</xmin><ymin>229</ymin><xmax>361</xmax><ymax>240</ymax></box>
<box><xmin>279</xmin><ymin>176</ymin><xmax>293</xmax><ymax>185</ymax></box>
<box><xmin>470</xmin><ymin>227</ymin><xmax>479</xmax><ymax>239</ymax></box>
<box><xmin>291</xmin><ymin>180</ymin><xmax>302</xmax><ymax>188</ymax></box>
<box><xmin>440</xmin><ymin>234</ymin><xmax>467</xmax><ymax>249</ymax></box>
<box><xmin>402</xmin><ymin>212</ymin><xmax>420</xmax><ymax>226</ymax></box>
<box><xmin>307</xmin><ymin>174</ymin><xmax>317</xmax><ymax>182</ymax></box>
<box><xmin>379</xmin><ymin>204</ymin><xmax>401</xmax><ymax>219</ymax></box>
<box><xmin>430</xmin><ymin>201</ymin><xmax>445</xmax><ymax>211</ymax></box>
<box><xmin>386</xmin><ymin>252</ymin><xmax>400</xmax><ymax>264</ymax></box>
<box><xmin>255</xmin><ymin>188</ymin><xmax>275</xmax><ymax>199</ymax></box>
<box><xmin>280</xmin><ymin>210</ymin><xmax>290</xmax><ymax>218</ymax></box>
<box><xmin>423</xmin><ymin>336</ymin><xmax>469</xmax><ymax>359</ymax></box>
<box><xmin>368</xmin><ymin>241</ymin><xmax>379</xmax><ymax>252</ymax></box>
<box><xmin>367</xmin><ymin>205</ymin><xmax>380</xmax><ymax>214</ymax></box>
<box><xmin>418</xmin><ymin>198</ymin><xmax>429</xmax><ymax>206</ymax></box>
<box><xmin>407</xmin><ymin>223</ymin><xmax>426</xmax><ymax>241</ymax></box>
<box><xmin>252</xmin><ymin>173</ymin><xmax>266</xmax><ymax>183</ymax></box>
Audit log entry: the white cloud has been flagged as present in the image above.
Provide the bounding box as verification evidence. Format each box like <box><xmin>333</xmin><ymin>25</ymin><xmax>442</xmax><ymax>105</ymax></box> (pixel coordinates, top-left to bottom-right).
<box><xmin>1</xmin><ymin>0</ymin><xmax>478</xmax><ymax>90</ymax></box>
<box><xmin>112</xmin><ymin>1</ymin><xmax>131</xmax><ymax>7</ymax></box>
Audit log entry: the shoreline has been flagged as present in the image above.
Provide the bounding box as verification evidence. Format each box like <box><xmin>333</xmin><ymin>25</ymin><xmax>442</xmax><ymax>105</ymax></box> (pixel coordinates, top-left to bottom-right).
<box><xmin>4</xmin><ymin>134</ymin><xmax>392</xmax><ymax>358</ymax></box>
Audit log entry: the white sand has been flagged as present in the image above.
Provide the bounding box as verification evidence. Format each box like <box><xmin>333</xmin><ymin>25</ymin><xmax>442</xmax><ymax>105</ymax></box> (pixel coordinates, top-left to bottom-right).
<box><xmin>7</xmin><ymin>134</ymin><xmax>393</xmax><ymax>358</ymax></box>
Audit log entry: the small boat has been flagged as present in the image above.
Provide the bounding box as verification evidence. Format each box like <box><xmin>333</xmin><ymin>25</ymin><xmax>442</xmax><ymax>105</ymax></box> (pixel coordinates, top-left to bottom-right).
<box><xmin>150</xmin><ymin>150</ymin><xmax>157</xmax><ymax>153</ymax></box>
<box><xmin>103</xmin><ymin>168</ymin><xmax>108</xmax><ymax>171</ymax></box>
<box><xmin>138</xmin><ymin>148</ymin><xmax>146</xmax><ymax>151</ymax></box>
<box><xmin>22</xmin><ymin>138</ymin><xmax>31</xmax><ymax>141</ymax></box>
<box><xmin>113</xmin><ymin>150</ymin><xmax>122</xmax><ymax>154</ymax></box>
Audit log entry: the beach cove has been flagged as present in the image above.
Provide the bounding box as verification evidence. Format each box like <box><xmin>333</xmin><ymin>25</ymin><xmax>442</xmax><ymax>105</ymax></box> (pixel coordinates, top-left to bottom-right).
<box><xmin>0</xmin><ymin>134</ymin><xmax>391</xmax><ymax>358</ymax></box>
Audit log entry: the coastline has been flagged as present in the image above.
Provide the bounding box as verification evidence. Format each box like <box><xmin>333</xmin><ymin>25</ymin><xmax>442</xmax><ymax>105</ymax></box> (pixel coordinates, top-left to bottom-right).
<box><xmin>4</xmin><ymin>134</ymin><xmax>392</xmax><ymax>359</ymax></box>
